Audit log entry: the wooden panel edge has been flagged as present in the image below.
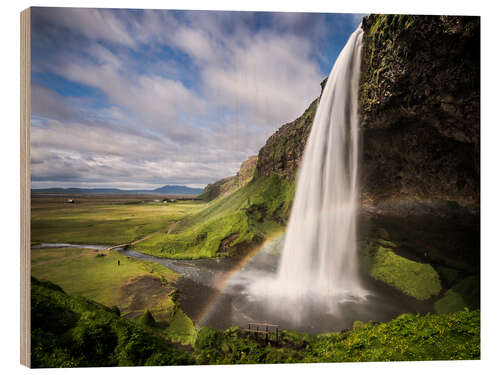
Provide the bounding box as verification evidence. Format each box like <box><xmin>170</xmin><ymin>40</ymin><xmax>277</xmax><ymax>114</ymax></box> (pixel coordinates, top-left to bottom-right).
<box><xmin>20</xmin><ymin>7</ymin><xmax>31</xmax><ymax>368</ymax></box>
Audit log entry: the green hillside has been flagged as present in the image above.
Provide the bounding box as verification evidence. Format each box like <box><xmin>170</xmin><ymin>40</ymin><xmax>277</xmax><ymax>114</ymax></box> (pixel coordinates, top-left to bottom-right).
<box><xmin>133</xmin><ymin>174</ymin><xmax>295</xmax><ymax>258</ymax></box>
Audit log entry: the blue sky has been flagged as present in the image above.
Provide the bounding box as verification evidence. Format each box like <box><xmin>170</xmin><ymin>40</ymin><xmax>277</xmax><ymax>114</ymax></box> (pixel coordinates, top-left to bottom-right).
<box><xmin>30</xmin><ymin>7</ymin><xmax>365</xmax><ymax>189</ymax></box>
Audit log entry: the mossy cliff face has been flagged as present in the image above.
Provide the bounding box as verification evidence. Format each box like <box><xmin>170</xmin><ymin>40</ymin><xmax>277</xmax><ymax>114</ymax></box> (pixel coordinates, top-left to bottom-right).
<box><xmin>358</xmin><ymin>14</ymin><xmax>480</xmax><ymax>271</ymax></box>
<box><xmin>359</xmin><ymin>15</ymin><xmax>479</xmax><ymax>205</ymax></box>
<box><xmin>256</xmin><ymin>99</ymin><xmax>318</xmax><ymax>180</ymax></box>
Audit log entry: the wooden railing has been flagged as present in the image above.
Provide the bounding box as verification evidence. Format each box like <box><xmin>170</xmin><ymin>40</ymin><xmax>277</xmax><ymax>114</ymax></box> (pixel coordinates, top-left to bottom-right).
<box><xmin>244</xmin><ymin>322</ymin><xmax>279</xmax><ymax>341</ymax></box>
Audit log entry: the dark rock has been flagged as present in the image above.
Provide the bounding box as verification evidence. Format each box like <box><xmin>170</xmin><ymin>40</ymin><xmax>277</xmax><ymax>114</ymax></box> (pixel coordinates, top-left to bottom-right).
<box><xmin>237</xmin><ymin>155</ymin><xmax>258</xmax><ymax>186</ymax></box>
<box><xmin>256</xmin><ymin>99</ymin><xmax>318</xmax><ymax>180</ymax></box>
<box><xmin>201</xmin><ymin>176</ymin><xmax>239</xmax><ymax>201</ymax></box>
<box><xmin>357</xmin><ymin>15</ymin><xmax>480</xmax><ymax>269</ymax></box>
<box><xmin>374</xmin><ymin>227</ymin><xmax>390</xmax><ymax>240</ymax></box>
<box><xmin>201</xmin><ymin>155</ymin><xmax>257</xmax><ymax>201</ymax></box>
<box><xmin>217</xmin><ymin>233</ymin><xmax>240</xmax><ymax>253</ymax></box>
<box><xmin>359</xmin><ymin>15</ymin><xmax>480</xmax><ymax>207</ymax></box>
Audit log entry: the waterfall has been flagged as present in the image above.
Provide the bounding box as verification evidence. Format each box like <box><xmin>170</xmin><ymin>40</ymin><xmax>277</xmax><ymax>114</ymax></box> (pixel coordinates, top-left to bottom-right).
<box><xmin>272</xmin><ymin>26</ymin><xmax>367</xmax><ymax>310</ymax></box>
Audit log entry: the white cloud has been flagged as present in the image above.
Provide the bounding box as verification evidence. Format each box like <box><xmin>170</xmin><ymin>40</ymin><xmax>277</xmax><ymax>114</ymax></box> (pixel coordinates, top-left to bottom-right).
<box><xmin>42</xmin><ymin>8</ymin><xmax>137</xmax><ymax>48</ymax></box>
<box><xmin>31</xmin><ymin>9</ymin><xmax>339</xmax><ymax>189</ymax></box>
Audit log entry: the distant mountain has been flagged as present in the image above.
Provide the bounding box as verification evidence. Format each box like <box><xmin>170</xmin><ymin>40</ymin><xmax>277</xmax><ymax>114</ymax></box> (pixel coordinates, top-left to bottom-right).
<box><xmin>150</xmin><ymin>185</ymin><xmax>204</xmax><ymax>195</ymax></box>
<box><xmin>31</xmin><ymin>184</ymin><xmax>204</xmax><ymax>196</ymax></box>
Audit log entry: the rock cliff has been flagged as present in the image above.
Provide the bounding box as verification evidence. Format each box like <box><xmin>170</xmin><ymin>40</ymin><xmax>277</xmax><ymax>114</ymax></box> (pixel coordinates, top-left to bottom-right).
<box><xmin>357</xmin><ymin>15</ymin><xmax>480</xmax><ymax>269</ymax></box>
<box><xmin>359</xmin><ymin>15</ymin><xmax>479</xmax><ymax>207</ymax></box>
<box><xmin>201</xmin><ymin>155</ymin><xmax>257</xmax><ymax>201</ymax></box>
<box><xmin>256</xmin><ymin>99</ymin><xmax>318</xmax><ymax>180</ymax></box>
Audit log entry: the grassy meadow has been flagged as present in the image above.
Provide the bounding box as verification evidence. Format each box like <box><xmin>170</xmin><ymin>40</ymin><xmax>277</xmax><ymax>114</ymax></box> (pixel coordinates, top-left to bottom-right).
<box><xmin>31</xmin><ymin>196</ymin><xmax>206</xmax><ymax>245</ymax></box>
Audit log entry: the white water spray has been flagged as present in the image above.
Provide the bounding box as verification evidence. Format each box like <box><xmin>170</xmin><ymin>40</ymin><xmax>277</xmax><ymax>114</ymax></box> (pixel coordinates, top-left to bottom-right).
<box><xmin>266</xmin><ymin>27</ymin><xmax>367</xmax><ymax>313</ymax></box>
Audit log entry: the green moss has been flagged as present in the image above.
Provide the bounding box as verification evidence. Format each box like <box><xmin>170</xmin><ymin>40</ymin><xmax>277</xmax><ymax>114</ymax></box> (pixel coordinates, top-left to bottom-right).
<box><xmin>434</xmin><ymin>276</ymin><xmax>480</xmax><ymax>314</ymax></box>
<box><xmin>376</xmin><ymin>238</ymin><xmax>397</xmax><ymax>248</ymax></box>
<box><xmin>435</xmin><ymin>291</ymin><xmax>467</xmax><ymax>315</ymax></box>
<box><xmin>361</xmin><ymin>240</ymin><xmax>441</xmax><ymax>300</ymax></box>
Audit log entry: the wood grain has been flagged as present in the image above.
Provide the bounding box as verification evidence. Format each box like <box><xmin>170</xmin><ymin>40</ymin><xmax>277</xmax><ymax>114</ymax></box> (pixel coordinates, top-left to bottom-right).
<box><xmin>20</xmin><ymin>7</ymin><xmax>31</xmax><ymax>368</ymax></box>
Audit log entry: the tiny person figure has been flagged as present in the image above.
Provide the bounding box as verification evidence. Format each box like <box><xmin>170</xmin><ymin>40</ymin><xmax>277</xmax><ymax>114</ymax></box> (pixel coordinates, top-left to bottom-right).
<box><xmin>118</xmin><ymin>260</ymin><xmax>120</xmax><ymax>266</ymax></box>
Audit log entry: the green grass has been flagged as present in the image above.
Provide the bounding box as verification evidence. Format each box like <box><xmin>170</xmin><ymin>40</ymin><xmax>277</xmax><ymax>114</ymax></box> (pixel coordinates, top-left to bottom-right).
<box><xmin>31</xmin><ymin>247</ymin><xmax>179</xmax><ymax>323</ymax></box>
<box><xmin>133</xmin><ymin>175</ymin><xmax>293</xmax><ymax>259</ymax></box>
<box><xmin>304</xmin><ymin>310</ymin><xmax>479</xmax><ymax>362</ymax></box>
<box><xmin>32</xmin><ymin>175</ymin><xmax>294</xmax><ymax>260</ymax></box>
<box><xmin>361</xmin><ymin>239</ymin><xmax>441</xmax><ymax>300</ymax></box>
<box><xmin>31</xmin><ymin>199</ymin><xmax>206</xmax><ymax>245</ymax></box>
<box><xmin>194</xmin><ymin>310</ymin><xmax>480</xmax><ymax>364</ymax></box>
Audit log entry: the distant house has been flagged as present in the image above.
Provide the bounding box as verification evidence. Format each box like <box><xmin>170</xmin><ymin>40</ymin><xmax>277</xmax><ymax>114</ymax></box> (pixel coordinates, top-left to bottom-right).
<box><xmin>162</xmin><ymin>199</ymin><xmax>169</xmax><ymax>204</ymax></box>
<box><xmin>153</xmin><ymin>199</ymin><xmax>160</xmax><ymax>202</ymax></box>
<box><xmin>67</xmin><ymin>199</ymin><xmax>75</xmax><ymax>204</ymax></box>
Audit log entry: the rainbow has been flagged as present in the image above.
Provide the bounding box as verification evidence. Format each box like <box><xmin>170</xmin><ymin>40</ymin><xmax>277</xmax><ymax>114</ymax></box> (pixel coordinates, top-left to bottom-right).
<box><xmin>194</xmin><ymin>230</ymin><xmax>284</xmax><ymax>327</ymax></box>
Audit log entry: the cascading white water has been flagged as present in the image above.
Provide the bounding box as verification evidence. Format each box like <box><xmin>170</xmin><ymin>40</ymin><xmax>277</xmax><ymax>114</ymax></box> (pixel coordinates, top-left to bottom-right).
<box><xmin>273</xmin><ymin>26</ymin><xmax>367</xmax><ymax>307</ymax></box>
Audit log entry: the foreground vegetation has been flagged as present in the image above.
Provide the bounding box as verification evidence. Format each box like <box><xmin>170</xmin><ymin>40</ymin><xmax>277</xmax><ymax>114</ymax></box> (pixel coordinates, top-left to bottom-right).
<box><xmin>31</xmin><ymin>277</ymin><xmax>193</xmax><ymax>367</ymax></box>
<box><xmin>31</xmin><ymin>197</ymin><xmax>205</xmax><ymax>245</ymax></box>
<box><xmin>194</xmin><ymin>309</ymin><xmax>479</xmax><ymax>364</ymax></box>
<box><xmin>32</xmin><ymin>277</ymin><xmax>480</xmax><ymax>367</ymax></box>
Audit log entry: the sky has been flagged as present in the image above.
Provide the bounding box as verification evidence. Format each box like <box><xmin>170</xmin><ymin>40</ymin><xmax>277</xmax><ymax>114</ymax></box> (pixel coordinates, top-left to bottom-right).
<box><xmin>30</xmin><ymin>7</ymin><xmax>365</xmax><ymax>189</ymax></box>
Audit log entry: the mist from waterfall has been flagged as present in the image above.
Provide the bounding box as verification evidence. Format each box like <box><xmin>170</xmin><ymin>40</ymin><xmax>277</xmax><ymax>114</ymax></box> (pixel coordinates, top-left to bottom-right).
<box><xmin>249</xmin><ymin>26</ymin><xmax>367</xmax><ymax>321</ymax></box>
